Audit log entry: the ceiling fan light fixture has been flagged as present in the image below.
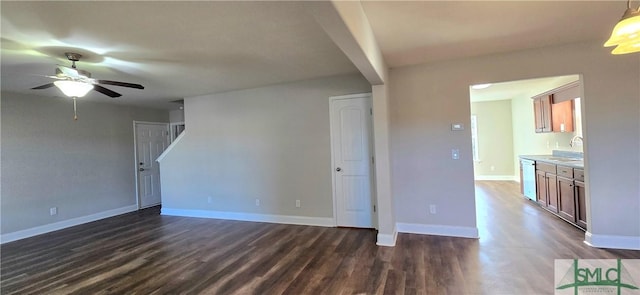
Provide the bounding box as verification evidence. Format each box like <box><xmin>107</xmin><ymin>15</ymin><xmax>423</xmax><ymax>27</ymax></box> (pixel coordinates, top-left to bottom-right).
<box><xmin>604</xmin><ymin>1</ymin><xmax>640</xmax><ymax>54</ymax></box>
<box><xmin>54</xmin><ymin>80</ymin><xmax>94</xmax><ymax>98</ymax></box>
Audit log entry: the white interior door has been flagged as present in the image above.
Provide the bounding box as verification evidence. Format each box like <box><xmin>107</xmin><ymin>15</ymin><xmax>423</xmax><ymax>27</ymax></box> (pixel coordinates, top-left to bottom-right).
<box><xmin>135</xmin><ymin>122</ymin><xmax>169</xmax><ymax>208</ymax></box>
<box><xmin>330</xmin><ymin>94</ymin><xmax>375</xmax><ymax>228</ymax></box>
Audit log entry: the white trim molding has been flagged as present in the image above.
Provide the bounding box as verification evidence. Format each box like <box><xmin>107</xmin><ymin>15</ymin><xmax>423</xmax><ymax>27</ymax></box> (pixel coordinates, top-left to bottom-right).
<box><xmin>376</xmin><ymin>225</ymin><xmax>397</xmax><ymax>247</ymax></box>
<box><xmin>0</xmin><ymin>205</ymin><xmax>138</xmax><ymax>244</ymax></box>
<box><xmin>162</xmin><ymin>208</ymin><xmax>335</xmax><ymax>227</ymax></box>
<box><xmin>156</xmin><ymin>130</ymin><xmax>186</xmax><ymax>162</ymax></box>
<box><xmin>474</xmin><ymin>175</ymin><xmax>518</xmax><ymax>181</ymax></box>
<box><xmin>584</xmin><ymin>231</ymin><xmax>640</xmax><ymax>250</ymax></box>
<box><xmin>397</xmin><ymin>223</ymin><xmax>479</xmax><ymax>239</ymax></box>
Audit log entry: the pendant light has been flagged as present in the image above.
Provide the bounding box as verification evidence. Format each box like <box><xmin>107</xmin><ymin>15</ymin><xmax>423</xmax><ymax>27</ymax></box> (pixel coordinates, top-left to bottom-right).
<box><xmin>604</xmin><ymin>0</ymin><xmax>640</xmax><ymax>54</ymax></box>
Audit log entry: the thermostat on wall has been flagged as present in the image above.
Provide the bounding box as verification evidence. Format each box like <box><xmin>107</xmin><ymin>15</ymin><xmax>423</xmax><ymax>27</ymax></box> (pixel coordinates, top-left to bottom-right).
<box><xmin>451</xmin><ymin>123</ymin><xmax>464</xmax><ymax>131</ymax></box>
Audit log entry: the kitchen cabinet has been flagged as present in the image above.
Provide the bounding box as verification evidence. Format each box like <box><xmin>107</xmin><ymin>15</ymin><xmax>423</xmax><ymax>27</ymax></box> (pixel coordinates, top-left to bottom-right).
<box><xmin>547</xmin><ymin>174</ymin><xmax>559</xmax><ymax>213</ymax></box>
<box><xmin>574</xmin><ymin>168</ymin><xmax>587</xmax><ymax>229</ymax></box>
<box><xmin>533</xmin><ymin>95</ymin><xmax>552</xmax><ymax>133</ymax></box>
<box><xmin>551</xmin><ymin>100</ymin><xmax>573</xmax><ymax>132</ymax></box>
<box><xmin>553</xmin><ymin>81</ymin><xmax>581</xmax><ymax>103</ymax></box>
<box><xmin>575</xmin><ymin>180</ymin><xmax>587</xmax><ymax>229</ymax></box>
<box><xmin>556</xmin><ymin>165</ymin><xmax>575</xmax><ymax>222</ymax></box>
<box><xmin>532</xmin><ymin>81</ymin><xmax>579</xmax><ymax>133</ymax></box>
<box><xmin>536</xmin><ymin>170</ymin><xmax>548</xmax><ymax>207</ymax></box>
<box><xmin>557</xmin><ymin>175</ymin><xmax>575</xmax><ymax>222</ymax></box>
<box><xmin>535</xmin><ymin>162</ymin><xmax>558</xmax><ymax>213</ymax></box>
<box><xmin>530</xmin><ymin>159</ymin><xmax>587</xmax><ymax>230</ymax></box>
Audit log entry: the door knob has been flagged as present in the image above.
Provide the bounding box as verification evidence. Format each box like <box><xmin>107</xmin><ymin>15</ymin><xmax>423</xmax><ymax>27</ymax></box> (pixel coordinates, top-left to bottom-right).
<box><xmin>139</xmin><ymin>168</ymin><xmax>145</xmax><ymax>172</ymax></box>
<box><xmin>336</xmin><ymin>167</ymin><xmax>342</xmax><ymax>172</ymax></box>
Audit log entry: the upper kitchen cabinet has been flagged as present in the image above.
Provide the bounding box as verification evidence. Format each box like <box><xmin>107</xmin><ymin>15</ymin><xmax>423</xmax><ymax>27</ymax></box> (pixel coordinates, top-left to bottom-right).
<box><xmin>533</xmin><ymin>94</ymin><xmax>552</xmax><ymax>133</ymax></box>
<box><xmin>551</xmin><ymin>99</ymin><xmax>573</xmax><ymax>132</ymax></box>
<box><xmin>532</xmin><ymin>81</ymin><xmax>580</xmax><ymax>133</ymax></box>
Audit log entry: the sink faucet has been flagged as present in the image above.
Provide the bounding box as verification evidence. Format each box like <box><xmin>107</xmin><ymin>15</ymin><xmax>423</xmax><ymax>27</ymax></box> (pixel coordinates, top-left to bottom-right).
<box><xmin>570</xmin><ymin>135</ymin><xmax>583</xmax><ymax>147</ymax></box>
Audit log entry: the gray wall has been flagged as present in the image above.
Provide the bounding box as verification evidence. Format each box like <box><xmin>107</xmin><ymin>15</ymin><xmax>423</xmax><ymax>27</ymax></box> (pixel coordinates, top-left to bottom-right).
<box><xmin>169</xmin><ymin>109</ymin><xmax>184</xmax><ymax>123</ymax></box>
<box><xmin>389</xmin><ymin>40</ymin><xmax>639</xmax><ymax>240</ymax></box>
<box><xmin>160</xmin><ymin>74</ymin><xmax>370</xmax><ymax>218</ymax></box>
<box><xmin>1</xmin><ymin>92</ymin><xmax>168</xmax><ymax>234</ymax></box>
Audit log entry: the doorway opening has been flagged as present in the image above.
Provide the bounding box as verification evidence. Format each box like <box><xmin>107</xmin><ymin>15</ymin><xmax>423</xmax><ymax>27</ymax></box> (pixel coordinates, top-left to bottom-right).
<box><xmin>468</xmin><ymin>74</ymin><xmax>586</xmax><ymax>234</ymax></box>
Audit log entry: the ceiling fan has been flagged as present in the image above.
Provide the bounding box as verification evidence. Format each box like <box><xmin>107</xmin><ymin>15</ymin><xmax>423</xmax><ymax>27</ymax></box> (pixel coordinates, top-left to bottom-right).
<box><xmin>32</xmin><ymin>52</ymin><xmax>144</xmax><ymax>98</ymax></box>
<box><xmin>31</xmin><ymin>52</ymin><xmax>144</xmax><ymax>120</ymax></box>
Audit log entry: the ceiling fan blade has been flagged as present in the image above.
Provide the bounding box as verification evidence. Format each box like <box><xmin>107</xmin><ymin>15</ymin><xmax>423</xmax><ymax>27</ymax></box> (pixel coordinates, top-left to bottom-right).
<box><xmin>57</xmin><ymin>65</ymin><xmax>79</xmax><ymax>78</ymax></box>
<box><xmin>93</xmin><ymin>85</ymin><xmax>122</xmax><ymax>98</ymax></box>
<box><xmin>29</xmin><ymin>73</ymin><xmax>66</xmax><ymax>80</ymax></box>
<box><xmin>31</xmin><ymin>83</ymin><xmax>55</xmax><ymax>90</ymax></box>
<box><xmin>97</xmin><ymin>80</ymin><xmax>144</xmax><ymax>89</ymax></box>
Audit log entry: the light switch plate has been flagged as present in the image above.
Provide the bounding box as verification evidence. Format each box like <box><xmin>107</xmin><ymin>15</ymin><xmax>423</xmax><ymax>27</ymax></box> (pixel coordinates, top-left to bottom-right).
<box><xmin>451</xmin><ymin>123</ymin><xmax>464</xmax><ymax>131</ymax></box>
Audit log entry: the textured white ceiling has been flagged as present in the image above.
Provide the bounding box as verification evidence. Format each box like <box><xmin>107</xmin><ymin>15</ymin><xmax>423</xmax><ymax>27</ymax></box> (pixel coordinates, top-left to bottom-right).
<box><xmin>1</xmin><ymin>1</ymin><xmax>358</xmax><ymax>109</ymax></box>
<box><xmin>1</xmin><ymin>1</ymin><xmax>627</xmax><ymax>109</ymax></box>
<box><xmin>361</xmin><ymin>1</ymin><xmax>624</xmax><ymax>67</ymax></box>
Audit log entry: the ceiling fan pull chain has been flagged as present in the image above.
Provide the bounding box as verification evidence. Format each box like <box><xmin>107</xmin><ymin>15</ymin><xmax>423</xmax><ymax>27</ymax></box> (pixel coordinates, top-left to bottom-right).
<box><xmin>73</xmin><ymin>96</ymin><xmax>78</xmax><ymax>121</ymax></box>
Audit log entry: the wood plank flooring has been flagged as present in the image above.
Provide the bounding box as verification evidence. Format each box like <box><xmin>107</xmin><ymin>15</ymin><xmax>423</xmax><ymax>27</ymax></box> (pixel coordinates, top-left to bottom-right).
<box><xmin>1</xmin><ymin>181</ymin><xmax>638</xmax><ymax>294</ymax></box>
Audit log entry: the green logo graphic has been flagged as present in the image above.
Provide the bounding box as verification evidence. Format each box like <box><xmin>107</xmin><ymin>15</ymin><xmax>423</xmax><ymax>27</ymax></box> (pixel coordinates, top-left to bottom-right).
<box><xmin>556</xmin><ymin>259</ymin><xmax>639</xmax><ymax>295</ymax></box>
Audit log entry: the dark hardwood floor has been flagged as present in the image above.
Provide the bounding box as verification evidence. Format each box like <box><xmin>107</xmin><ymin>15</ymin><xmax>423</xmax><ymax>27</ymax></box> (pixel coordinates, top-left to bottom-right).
<box><xmin>1</xmin><ymin>181</ymin><xmax>638</xmax><ymax>294</ymax></box>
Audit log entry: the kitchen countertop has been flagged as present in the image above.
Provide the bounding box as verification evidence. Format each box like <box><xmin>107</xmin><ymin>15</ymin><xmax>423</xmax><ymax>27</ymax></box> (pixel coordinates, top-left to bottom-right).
<box><xmin>519</xmin><ymin>155</ymin><xmax>584</xmax><ymax>168</ymax></box>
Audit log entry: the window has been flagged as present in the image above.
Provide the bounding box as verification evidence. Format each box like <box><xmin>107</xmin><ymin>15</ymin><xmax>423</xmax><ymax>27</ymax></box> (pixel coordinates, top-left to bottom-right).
<box><xmin>471</xmin><ymin>115</ymin><xmax>479</xmax><ymax>161</ymax></box>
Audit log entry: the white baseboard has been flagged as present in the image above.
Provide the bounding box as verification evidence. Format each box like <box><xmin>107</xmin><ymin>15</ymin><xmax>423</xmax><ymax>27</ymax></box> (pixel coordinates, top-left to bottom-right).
<box><xmin>376</xmin><ymin>226</ymin><xmax>398</xmax><ymax>247</ymax></box>
<box><xmin>0</xmin><ymin>205</ymin><xmax>138</xmax><ymax>244</ymax></box>
<box><xmin>161</xmin><ymin>208</ymin><xmax>335</xmax><ymax>227</ymax></box>
<box><xmin>584</xmin><ymin>231</ymin><xmax>640</xmax><ymax>250</ymax></box>
<box><xmin>397</xmin><ymin>222</ymin><xmax>479</xmax><ymax>239</ymax></box>
<box><xmin>474</xmin><ymin>175</ymin><xmax>518</xmax><ymax>181</ymax></box>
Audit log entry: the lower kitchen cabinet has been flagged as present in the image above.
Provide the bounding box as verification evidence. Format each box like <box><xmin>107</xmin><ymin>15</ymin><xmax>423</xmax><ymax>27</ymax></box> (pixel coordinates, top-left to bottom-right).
<box><xmin>535</xmin><ymin>162</ymin><xmax>558</xmax><ymax>213</ymax></box>
<box><xmin>575</xmin><ymin>180</ymin><xmax>587</xmax><ymax>229</ymax></box>
<box><xmin>530</xmin><ymin>160</ymin><xmax>586</xmax><ymax>230</ymax></box>
<box><xmin>536</xmin><ymin>170</ymin><xmax>548</xmax><ymax>207</ymax></box>
<box><xmin>547</xmin><ymin>174</ymin><xmax>559</xmax><ymax>213</ymax></box>
<box><xmin>557</xmin><ymin>176</ymin><xmax>576</xmax><ymax>222</ymax></box>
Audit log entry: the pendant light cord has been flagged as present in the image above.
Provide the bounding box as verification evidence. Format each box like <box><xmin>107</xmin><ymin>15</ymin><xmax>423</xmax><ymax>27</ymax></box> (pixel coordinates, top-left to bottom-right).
<box><xmin>73</xmin><ymin>97</ymin><xmax>78</xmax><ymax>121</ymax></box>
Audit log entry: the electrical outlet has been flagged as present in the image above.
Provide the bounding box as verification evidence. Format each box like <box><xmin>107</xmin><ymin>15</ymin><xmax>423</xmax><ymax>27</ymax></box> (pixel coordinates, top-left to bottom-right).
<box><xmin>490</xmin><ymin>165</ymin><xmax>495</xmax><ymax>171</ymax></box>
<box><xmin>207</xmin><ymin>196</ymin><xmax>212</xmax><ymax>203</ymax></box>
<box><xmin>295</xmin><ymin>200</ymin><xmax>301</xmax><ymax>208</ymax></box>
<box><xmin>50</xmin><ymin>207</ymin><xmax>57</xmax><ymax>216</ymax></box>
<box><xmin>255</xmin><ymin>199</ymin><xmax>260</xmax><ymax>206</ymax></box>
<box><xmin>429</xmin><ymin>204</ymin><xmax>437</xmax><ymax>214</ymax></box>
